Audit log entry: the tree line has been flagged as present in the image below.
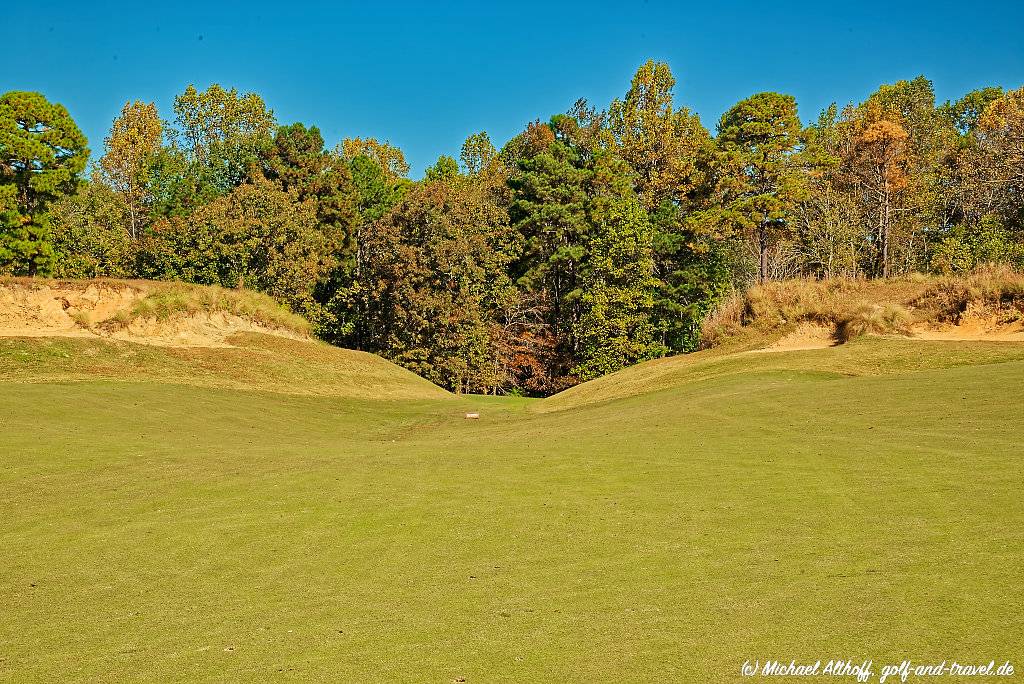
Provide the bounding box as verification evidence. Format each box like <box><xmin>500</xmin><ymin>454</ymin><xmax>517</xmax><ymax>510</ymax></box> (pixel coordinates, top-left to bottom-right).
<box><xmin>2</xmin><ymin>63</ymin><xmax>1022</xmax><ymax>394</ymax></box>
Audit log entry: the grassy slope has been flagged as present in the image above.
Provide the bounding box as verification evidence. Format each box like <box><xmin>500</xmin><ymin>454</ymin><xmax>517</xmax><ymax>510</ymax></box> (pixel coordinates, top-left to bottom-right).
<box><xmin>0</xmin><ymin>333</ymin><xmax>449</xmax><ymax>401</ymax></box>
<box><xmin>1</xmin><ymin>338</ymin><xmax>1022</xmax><ymax>681</ymax></box>
<box><xmin>540</xmin><ymin>336</ymin><xmax>1024</xmax><ymax>412</ymax></box>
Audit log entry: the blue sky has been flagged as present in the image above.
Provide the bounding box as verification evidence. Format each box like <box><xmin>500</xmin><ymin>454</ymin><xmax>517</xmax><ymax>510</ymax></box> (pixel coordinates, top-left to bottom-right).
<box><xmin>5</xmin><ymin>1</ymin><xmax>1023</xmax><ymax>177</ymax></box>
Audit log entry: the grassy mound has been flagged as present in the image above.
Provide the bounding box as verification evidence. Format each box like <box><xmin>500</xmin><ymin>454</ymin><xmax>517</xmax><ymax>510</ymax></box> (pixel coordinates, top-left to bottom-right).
<box><xmin>539</xmin><ymin>335</ymin><xmax>1024</xmax><ymax>412</ymax></box>
<box><xmin>0</xmin><ymin>278</ymin><xmax>452</xmax><ymax>401</ymax></box>
<box><xmin>0</xmin><ymin>333</ymin><xmax>450</xmax><ymax>401</ymax></box>
<box><xmin>542</xmin><ymin>268</ymin><xmax>1024</xmax><ymax>413</ymax></box>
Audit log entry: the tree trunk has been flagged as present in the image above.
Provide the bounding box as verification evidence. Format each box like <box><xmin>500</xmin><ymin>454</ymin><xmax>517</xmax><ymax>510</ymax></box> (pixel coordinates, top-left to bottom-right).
<box><xmin>881</xmin><ymin>181</ymin><xmax>891</xmax><ymax>278</ymax></box>
<box><xmin>758</xmin><ymin>223</ymin><xmax>768</xmax><ymax>284</ymax></box>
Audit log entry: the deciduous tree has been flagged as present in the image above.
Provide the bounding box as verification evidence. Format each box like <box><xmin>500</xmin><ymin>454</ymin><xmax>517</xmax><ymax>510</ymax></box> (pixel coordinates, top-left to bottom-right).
<box><xmin>51</xmin><ymin>181</ymin><xmax>135</xmax><ymax>278</ymax></box>
<box><xmin>138</xmin><ymin>176</ymin><xmax>331</xmax><ymax>315</ymax></box>
<box><xmin>607</xmin><ymin>60</ymin><xmax>710</xmax><ymax>210</ymax></box>
<box><xmin>460</xmin><ymin>131</ymin><xmax>497</xmax><ymax>175</ymax></box>
<box><xmin>974</xmin><ymin>87</ymin><xmax>1024</xmax><ymax>226</ymax></box>
<box><xmin>172</xmin><ymin>84</ymin><xmax>275</xmax><ymax>193</ymax></box>
<box><xmin>845</xmin><ymin>106</ymin><xmax>911</xmax><ymax>277</ymax></box>
<box><xmin>424</xmin><ymin>155</ymin><xmax>459</xmax><ymax>182</ymax></box>
<box><xmin>98</xmin><ymin>101</ymin><xmax>162</xmax><ymax>239</ymax></box>
<box><xmin>357</xmin><ymin>174</ymin><xmax>513</xmax><ymax>393</ymax></box>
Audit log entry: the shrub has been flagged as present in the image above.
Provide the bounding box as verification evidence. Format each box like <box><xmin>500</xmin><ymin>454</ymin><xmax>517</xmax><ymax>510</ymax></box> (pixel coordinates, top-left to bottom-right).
<box><xmin>930</xmin><ymin>217</ymin><xmax>1024</xmax><ymax>275</ymax></box>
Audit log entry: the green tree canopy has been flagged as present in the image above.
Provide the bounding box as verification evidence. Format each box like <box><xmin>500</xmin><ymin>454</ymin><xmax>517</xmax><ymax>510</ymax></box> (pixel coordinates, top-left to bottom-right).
<box><xmin>0</xmin><ymin>91</ymin><xmax>89</xmax><ymax>275</ymax></box>
<box><xmin>460</xmin><ymin>131</ymin><xmax>497</xmax><ymax>175</ymax></box>
<box><xmin>263</xmin><ymin>123</ymin><xmax>358</xmax><ymax>256</ymax></box>
<box><xmin>172</xmin><ymin>84</ymin><xmax>275</xmax><ymax>194</ymax></box>
<box><xmin>356</xmin><ymin>175</ymin><xmax>513</xmax><ymax>393</ymax></box>
<box><xmin>138</xmin><ymin>176</ymin><xmax>331</xmax><ymax>316</ymax></box>
<box><xmin>424</xmin><ymin>155</ymin><xmax>460</xmax><ymax>182</ymax></box>
<box><xmin>715</xmin><ymin>91</ymin><xmax>805</xmax><ymax>282</ymax></box>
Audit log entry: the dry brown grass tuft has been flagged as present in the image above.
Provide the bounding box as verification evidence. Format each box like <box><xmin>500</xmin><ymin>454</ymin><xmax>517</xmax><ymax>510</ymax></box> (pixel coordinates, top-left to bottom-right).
<box><xmin>698</xmin><ymin>292</ymin><xmax>748</xmax><ymax>349</ymax></box>
<box><xmin>835</xmin><ymin>303</ymin><xmax>913</xmax><ymax>343</ymax></box>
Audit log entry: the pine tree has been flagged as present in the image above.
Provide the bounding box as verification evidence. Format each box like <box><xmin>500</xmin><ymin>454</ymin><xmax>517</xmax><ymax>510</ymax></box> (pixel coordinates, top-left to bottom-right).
<box><xmin>715</xmin><ymin>92</ymin><xmax>805</xmax><ymax>283</ymax></box>
<box><xmin>0</xmin><ymin>91</ymin><xmax>89</xmax><ymax>275</ymax></box>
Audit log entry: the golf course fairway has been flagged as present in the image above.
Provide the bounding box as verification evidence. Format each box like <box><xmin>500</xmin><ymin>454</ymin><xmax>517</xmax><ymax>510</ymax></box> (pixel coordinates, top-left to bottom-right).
<box><xmin>1</xmin><ymin>336</ymin><xmax>1022</xmax><ymax>682</ymax></box>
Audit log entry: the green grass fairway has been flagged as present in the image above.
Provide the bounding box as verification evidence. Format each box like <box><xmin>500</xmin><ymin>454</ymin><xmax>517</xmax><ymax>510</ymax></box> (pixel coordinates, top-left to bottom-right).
<box><xmin>2</xmin><ymin>339</ymin><xmax>1023</xmax><ymax>681</ymax></box>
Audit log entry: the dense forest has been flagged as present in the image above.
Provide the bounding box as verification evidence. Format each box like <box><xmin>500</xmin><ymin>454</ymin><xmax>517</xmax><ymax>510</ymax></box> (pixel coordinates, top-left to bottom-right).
<box><xmin>2</xmin><ymin>62</ymin><xmax>1022</xmax><ymax>394</ymax></box>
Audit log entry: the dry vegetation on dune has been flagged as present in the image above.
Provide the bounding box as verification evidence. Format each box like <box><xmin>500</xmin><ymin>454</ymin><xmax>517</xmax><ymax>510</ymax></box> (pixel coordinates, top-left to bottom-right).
<box><xmin>0</xmin><ymin>278</ymin><xmax>310</xmax><ymax>346</ymax></box>
<box><xmin>701</xmin><ymin>266</ymin><xmax>1024</xmax><ymax>349</ymax></box>
<box><xmin>102</xmin><ymin>282</ymin><xmax>311</xmax><ymax>336</ymax></box>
